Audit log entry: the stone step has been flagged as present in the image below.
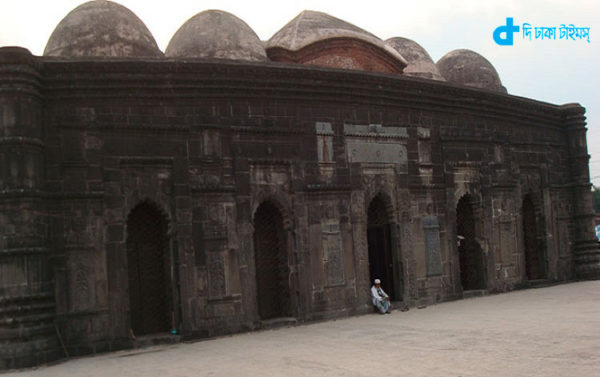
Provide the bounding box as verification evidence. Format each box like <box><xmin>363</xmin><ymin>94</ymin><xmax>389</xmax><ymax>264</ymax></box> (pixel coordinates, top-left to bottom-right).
<box><xmin>132</xmin><ymin>333</ymin><xmax>181</xmax><ymax>349</ymax></box>
<box><xmin>260</xmin><ymin>317</ymin><xmax>298</xmax><ymax>330</ymax></box>
<box><xmin>527</xmin><ymin>279</ymin><xmax>558</xmax><ymax>289</ymax></box>
<box><xmin>462</xmin><ymin>289</ymin><xmax>488</xmax><ymax>299</ymax></box>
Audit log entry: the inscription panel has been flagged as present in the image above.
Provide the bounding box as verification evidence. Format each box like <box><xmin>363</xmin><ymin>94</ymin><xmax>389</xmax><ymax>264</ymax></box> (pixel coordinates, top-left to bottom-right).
<box><xmin>344</xmin><ymin>124</ymin><xmax>408</xmax><ymax>165</ymax></box>
<box><xmin>346</xmin><ymin>140</ymin><xmax>407</xmax><ymax>164</ymax></box>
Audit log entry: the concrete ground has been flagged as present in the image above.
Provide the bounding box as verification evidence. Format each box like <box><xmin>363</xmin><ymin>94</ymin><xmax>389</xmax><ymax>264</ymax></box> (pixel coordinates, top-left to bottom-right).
<box><xmin>7</xmin><ymin>281</ymin><xmax>600</xmax><ymax>377</ymax></box>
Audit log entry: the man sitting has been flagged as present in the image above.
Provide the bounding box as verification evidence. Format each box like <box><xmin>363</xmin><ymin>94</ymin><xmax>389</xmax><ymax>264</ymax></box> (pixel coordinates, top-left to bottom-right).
<box><xmin>371</xmin><ymin>279</ymin><xmax>391</xmax><ymax>314</ymax></box>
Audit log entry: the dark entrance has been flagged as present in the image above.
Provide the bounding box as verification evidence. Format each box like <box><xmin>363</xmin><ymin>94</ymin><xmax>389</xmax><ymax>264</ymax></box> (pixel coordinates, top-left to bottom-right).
<box><xmin>253</xmin><ymin>202</ymin><xmax>290</xmax><ymax>320</ymax></box>
<box><xmin>367</xmin><ymin>195</ymin><xmax>396</xmax><ymax>300</ymax></box>
<box><xmin>126</xmin><ymin>202</ymin><xmax>171</xmax><ymax>336</ymax></box>
<box><xmin>522</xmin><ymin>195</ymin><xmax>546</xmax><ymax>280</ymax></box>
<box><xmin>456</xmin><ymin>195</ymin><xmax>485</xmax><ymax>290</ymax></box>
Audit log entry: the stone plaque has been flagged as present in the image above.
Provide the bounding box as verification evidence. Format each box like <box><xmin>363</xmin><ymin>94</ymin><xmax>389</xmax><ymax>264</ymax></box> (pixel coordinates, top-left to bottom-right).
<box><xmin>322</xmin><ymin>222</ymin><xmax>344</xmax><ymax>286</ymax></box>
<box><xmin>346</xmin><ymin>140</ymin><xmax>407</xmax><ymax>164</ymax></box>
<box><xmin>423</xmin><ymin>216</ymin><xmax>442</xmax><ymax>276</ymax></box>
<box><xmin>343</xmin><ymin>124</ymin><xmax>408</xmax><ymax>165</ymax></box>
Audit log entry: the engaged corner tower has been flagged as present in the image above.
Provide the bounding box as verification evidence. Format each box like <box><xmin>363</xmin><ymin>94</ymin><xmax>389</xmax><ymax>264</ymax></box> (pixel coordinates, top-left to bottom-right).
<box><xmin>0</xmin><ymin>47</ymin><xmax>58</xmax><ymax>369</ymax></box>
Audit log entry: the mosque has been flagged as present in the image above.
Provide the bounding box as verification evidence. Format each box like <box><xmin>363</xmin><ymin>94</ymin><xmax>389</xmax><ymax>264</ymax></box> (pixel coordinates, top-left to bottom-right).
<box><xmin>1</xmin><ymin>0</ymin><xmax>598</xmax><ymax>369</ymax></box>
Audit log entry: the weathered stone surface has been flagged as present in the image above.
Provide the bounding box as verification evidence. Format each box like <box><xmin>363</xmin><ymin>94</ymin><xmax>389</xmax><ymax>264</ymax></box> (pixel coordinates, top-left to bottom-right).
<box><xmin>344</xmin><ymin>124</ymin><xmax>408</xmax><ymax>165</ymax></box>
<box><xmin>437</xmin><ymin>49</ymin><xmax>506</xmax><ymax>93</ymax></box>
<box><xmin>266</xmin><ymin>11</ymin><xmax>406</xmax><ymax>73</ymax></box>
<box><xmin>267</xmin><ymin>10</ymin><xmax>392</xmax><ymax>55</ymax></box>
<box><xmin>165</xmin><ymin>10</ymin><xmax>267</xmax><ymax>61</ymax></box>
<box><xmin>386</xmin><ymin>37</ymin><xmax>445</xmax><ymax>81</ymax></box>
<box><xmin>44</xmin><ymin>0</ymin><xmax>163</xmax><ymax>58</ymax></box>
<box><xmin>436</xmin><ymin>49</ymin><xmax>506</xmax><ymax>93</ymax></box>
<box><xmin>1</xmin><ymin>11</ymin><xmax>598</xmax><ymax>370</ymax></box>
<box><xmin>423</xmin><ymin>216</ymin><xmax>442</xmax><ymax>276</ymax></box>
<box><xmin>322</xmin><ymin>221</ymin><xmax>344</xmax><ymax>286</ymax></box>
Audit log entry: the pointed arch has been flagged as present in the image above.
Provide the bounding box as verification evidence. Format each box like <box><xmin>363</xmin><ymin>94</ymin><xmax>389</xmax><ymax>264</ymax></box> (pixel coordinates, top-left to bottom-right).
<box><xmin>253</xmin><ymin>200</ymin><xmax>291</xmax><ymax>320</ymax></box>
<box><xmin>252</xmin><ymin>190</ymin><xmax>293</xmax><ymax>231</ymax></box>
<box><xmin>367</xmin><ymin>192</ymin><xmax>397</xmax><ymax>300</ymax></box>
<box><xmin>126</xmin><ymin>200</ymin><xmax>171</xmax><ymax>336</ymax></box>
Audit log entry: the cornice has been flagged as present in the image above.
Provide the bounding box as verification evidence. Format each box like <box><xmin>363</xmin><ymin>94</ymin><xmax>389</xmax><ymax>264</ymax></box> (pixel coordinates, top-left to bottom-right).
<box><xmin>38</xmin><ymin>58</ymin><xmax>566</xmax><ymax>129</ymax></box>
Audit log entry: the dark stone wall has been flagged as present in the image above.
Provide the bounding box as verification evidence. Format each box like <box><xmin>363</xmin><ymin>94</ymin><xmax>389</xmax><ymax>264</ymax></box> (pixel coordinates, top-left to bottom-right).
<box><xmin>1</xmin><ymin>47</ymin><xmax>598</xmax><ymax>369</ymax></box>
<box><xmin>0</xmin><ymin>48</ymin><xmax>60</xmax><ymax>369</ymax></box>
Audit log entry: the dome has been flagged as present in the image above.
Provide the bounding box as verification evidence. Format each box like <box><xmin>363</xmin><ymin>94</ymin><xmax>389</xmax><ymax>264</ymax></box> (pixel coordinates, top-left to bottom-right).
<box><xmin>436</xmin><ymin>49</ymin><xmax>505</xmax><ymax>93</ymax></box>
<box><xmin>266</xmin><ymin>10</ymin><xmax>406</xmax><ymax>66</ymax></box>
<box><xmin>385</xmin><ymin>37</ymin><xmax>444</xmax><ymax>81</ymax></box>
<box><xmin>165</xmin><ymin>10</ymin><xmax>267</xmax><ymax>61</ymax></box>
<box><xmin>44</xmin><ymin>0</ymin><xmax>162</xmax><ymax>58</ymax></box>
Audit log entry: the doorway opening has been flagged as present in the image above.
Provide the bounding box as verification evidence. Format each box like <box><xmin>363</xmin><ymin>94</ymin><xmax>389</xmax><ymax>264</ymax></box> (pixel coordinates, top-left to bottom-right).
<box><xmin>126</xmin><ymin>202</ymin><xmax>171</xmax><ymax>336</ymax></box>
<box><xmin>367</xmin><ymin>194</ymin><xmax>396</xmax><ymax>300</ymax></box>
<box><xmin>253</xmin><ymin>201</ymin><xmax>290</xmax><ymax>320</ymax></box>
<box><xmin>456</xmin><ymin>195</ymin><xmax>485</xmax><ymax>290</ymax></box>
<box><xmin>522</xmin><ymin>195</ymin><xmax>547</xmax><ymax>280</ymax></box>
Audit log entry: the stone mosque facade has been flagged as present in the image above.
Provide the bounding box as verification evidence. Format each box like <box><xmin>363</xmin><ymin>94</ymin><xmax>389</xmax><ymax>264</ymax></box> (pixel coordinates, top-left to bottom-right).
<box><xmin>1</xmin><ymin>0</ymin><xmax>599</xmax><ymax>369</ymax></box>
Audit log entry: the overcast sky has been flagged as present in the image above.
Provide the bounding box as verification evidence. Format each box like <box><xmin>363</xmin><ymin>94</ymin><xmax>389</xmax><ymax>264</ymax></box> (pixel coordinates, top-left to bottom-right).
<box><xmin>1</xmin><ymin>0</ymin><xmax>599</xmax><ymax>183</ymax></box>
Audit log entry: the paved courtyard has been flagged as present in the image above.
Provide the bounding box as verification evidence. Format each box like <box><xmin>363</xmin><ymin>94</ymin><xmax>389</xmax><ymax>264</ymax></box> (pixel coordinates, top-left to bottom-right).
<box><xmin>7</xmin><ymin>281</ymin><xmax>600</xmax><ymax>377</ymax></box>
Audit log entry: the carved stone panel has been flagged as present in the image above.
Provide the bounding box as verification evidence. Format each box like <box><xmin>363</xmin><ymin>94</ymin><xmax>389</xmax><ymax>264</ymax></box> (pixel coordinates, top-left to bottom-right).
<box><xmin>423</xmin><ymin>216</ymin><xmax>442</xmax><ymax>276</ymax></box>
<box><xmin>207</xmin><ymin>252</ymin><xmax>226</xmax><ymax>299</ymax></box>
<box><xmin>202</xmin><ymin>129</ymin><xmax>221</xmax><ymax>157</ymax></box>
<box><xmin>250</xmin><ymin>165</ymin><xmax>290</xmax><ymax>188</ymax></box>
<box><xmin>68</xmin><ymin>248</ymin><xmax>96</xmax><ymax>312</ymax></box>
<box><xmin>344</xmin><ymin>124</ymin><xmax>408</xmax><ymax>165</ymax></box>
<box><xmin>322</xmin><ymin>221</ymin><xmax>344</xmax><ymax>286</ymax></box>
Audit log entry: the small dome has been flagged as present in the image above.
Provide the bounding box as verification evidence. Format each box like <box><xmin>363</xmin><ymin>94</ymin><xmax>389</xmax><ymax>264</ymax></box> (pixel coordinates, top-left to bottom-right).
<box><xmin>436</xmin><ymin>49</ymin><xmax>505</xmax><ymax>93</ymax></box>
<box><xmin>266</xmin><ymin>10</ymin><xmax>406</xmax><ymax>66</ymax></box>
<box><xmin>385</xmin><ymin>37</ymin><xmax>444</xmax><ymax>81</ymax></box>
<box><xmin>44</xmin><ymin>0</ymin><xmax>162</xmax><ymax>58</ymax></box>
<box><xmin>165</xmin><ymin>10</ymin><xmax>267</xmax><ymax>61</ymax></box>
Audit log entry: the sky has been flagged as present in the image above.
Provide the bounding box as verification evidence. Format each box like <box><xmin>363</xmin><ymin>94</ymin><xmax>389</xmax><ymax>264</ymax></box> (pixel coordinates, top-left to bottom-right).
<box><xmin>1</xmin><ymin>0</ymin><xmax>599</xmax><ymax>183</ymax></box>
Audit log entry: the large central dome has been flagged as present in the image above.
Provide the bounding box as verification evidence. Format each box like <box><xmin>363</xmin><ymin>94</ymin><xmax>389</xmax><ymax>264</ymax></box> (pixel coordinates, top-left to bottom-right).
<box><xmin>44</xmin><ymin>0</ymin><xmax>162</xmax><ymax>58</ymax></box>
<box><xmin>266</xmin><ymin>10</ymin><xmax>406</xmax><ymax>74</ymax></box>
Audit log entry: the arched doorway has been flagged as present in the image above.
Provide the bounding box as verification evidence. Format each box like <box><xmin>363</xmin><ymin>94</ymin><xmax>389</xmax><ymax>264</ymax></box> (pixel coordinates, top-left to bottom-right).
<box><xmin>253</xmin><ymin>201</ymin><xmax>290</xmax><ymax>320</ymax></box>
<box><xmin>126</xmin><ymin>202</ymin><xmax>171</xmax><ymax>336</ymax></box>
<box><xmin>522</xmin><ymin>195</ymin><xmax>546</xmax><ymax>280</ymax></box>
<box><xmin>456</xmin><ymin>195</ymin><xmax>485</xmax><ymax>290</ymax></box>
<box><xmin>367</xmin><ymin>194</ymin><xmax>396</xmax><ymax>300</ymax></box>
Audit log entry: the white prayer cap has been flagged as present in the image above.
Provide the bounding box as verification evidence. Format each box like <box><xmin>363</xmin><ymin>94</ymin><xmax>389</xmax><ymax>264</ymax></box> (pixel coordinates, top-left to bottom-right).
<box><xmin>374</xmin><ymin>279</ymin><xmax>381</xmax><ymax>284</ymax></box>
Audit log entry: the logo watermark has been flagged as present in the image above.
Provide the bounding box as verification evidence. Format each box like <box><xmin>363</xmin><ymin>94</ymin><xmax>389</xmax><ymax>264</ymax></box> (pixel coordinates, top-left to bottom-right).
<box><xmin>494</xmin><ymin>17</ymin><xmax>591</xmax><ymax>45</ymax></box>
